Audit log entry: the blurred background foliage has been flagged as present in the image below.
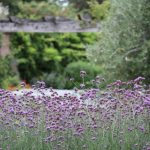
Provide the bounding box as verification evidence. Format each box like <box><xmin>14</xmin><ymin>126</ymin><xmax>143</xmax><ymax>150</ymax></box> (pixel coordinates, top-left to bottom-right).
<box><xmin>0</xmin><ymin>0</ymin><xmax>149</xmax><ymax>89</ymax></box>
<box><xmin>11</xmin><ymin>32</ymin><xmax>98</xmax><ymax>87</ymax></box>
<box><xmin>86</xmin><ymin>0</ymin><xmax>150</xmax><ymax>84</ymax></box>
<box><xmin>16</xmin><ymin>1</ymin><xmax>76</xmax><ymax>20</ymax></box>
<box><xmin>64</xmin><ymin>61</ymin><xmax>102</xmax><ymax>89</ymax></box>
<box><xmin>0</xmin><ymin>56</ymin><xmax>20</xmax><ymax>89</ymax></box>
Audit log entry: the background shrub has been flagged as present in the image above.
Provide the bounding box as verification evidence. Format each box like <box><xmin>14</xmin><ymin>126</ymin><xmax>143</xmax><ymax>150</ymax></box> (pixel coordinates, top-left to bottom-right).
<box><xmin>0</xmin><ymin>56</ymin><xmax>20</xmax><ymax>89</ymax></box>
<box><xmin>64</xmin><ymin>61</ymin><xmax>102</xmax><ymax>89</ymax></box>
<box><xmin>11</xmin><ymin>33</ymin><xmax>98</xmax><ymax>84</ymax></box>
<box><xmin>30</xmin><ymin>72</ymin><xmax>66</xmax><ymax>89</ymax></box>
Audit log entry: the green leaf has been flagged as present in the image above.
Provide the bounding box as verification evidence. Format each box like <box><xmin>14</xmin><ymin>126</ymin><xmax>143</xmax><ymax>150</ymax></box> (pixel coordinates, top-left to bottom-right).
<box><xmin>43</xmin><ymin>47</ymin><xmax>62</xmax><ymax>61</ymax></box>
<box><xmin>17</xmin><ymin>58</ymin><xmax>29</xmax><ymax>64</ymax></box>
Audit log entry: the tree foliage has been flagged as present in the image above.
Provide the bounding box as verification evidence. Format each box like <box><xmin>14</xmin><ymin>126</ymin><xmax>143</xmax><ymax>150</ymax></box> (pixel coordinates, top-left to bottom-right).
<box><xmin>86</xmin><ymin>0</ymin><xmax>150</xmax><ymax>83</ymax></box>
<box><xmin>11</xmin><ymin>32</ymin><xmax>97</xmax><ymax>83</ymax></box>
<box><xmin>0</xmin><ymin>3</ymin><xmax>9</xmax><ymax>19</ymax></box>
<box><xmin>17</xmin><ymin>1</ymin><xmax>76</xmax><ymax>19</ymax></box>
<box><xmin>88</xmin><ymin>0</ymin><xmax>110</xmax><ymax>20</ymax></box>
<box><xmin>68</xmin><ymin>0</ymin><xmax>104</xmax><ymax>11</ymax></box>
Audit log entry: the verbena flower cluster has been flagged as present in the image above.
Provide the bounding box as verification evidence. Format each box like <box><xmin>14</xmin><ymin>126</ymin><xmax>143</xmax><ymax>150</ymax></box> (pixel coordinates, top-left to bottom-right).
<box><xmin>0</xmin><ymin>75</ymin><xmax>150</xmax><ymax>149</ymax></box>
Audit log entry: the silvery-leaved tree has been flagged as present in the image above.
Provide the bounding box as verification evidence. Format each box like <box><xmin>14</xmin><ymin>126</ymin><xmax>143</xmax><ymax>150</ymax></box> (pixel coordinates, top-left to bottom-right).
<box><xmin>86</xmin><ymin>0</ymin><xmax>150</xmax><ymax>83</ymax></box>
<box><xmin>0</xmin><ymin>3</ymin><xmax>9</xmax><ymax>19</ymax></box>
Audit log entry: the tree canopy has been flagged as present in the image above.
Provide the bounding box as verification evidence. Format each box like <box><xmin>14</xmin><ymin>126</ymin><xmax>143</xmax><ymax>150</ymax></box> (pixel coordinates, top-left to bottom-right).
<box><xmin>87</xmin><ymin>0</ymin><xmax>150</xmax><ymax>83</ymax></box>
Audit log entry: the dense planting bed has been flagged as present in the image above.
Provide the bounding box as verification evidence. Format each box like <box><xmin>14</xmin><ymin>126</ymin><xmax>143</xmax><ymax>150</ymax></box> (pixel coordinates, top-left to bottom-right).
<box><xmin>0</xmin><ymin>77</ymin><xmax>150</xmax><ymax>150</ymax></box>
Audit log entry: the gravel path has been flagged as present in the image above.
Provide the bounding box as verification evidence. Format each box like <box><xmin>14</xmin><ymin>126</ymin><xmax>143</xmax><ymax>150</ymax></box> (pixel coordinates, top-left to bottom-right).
<box><xmin>12</xmin><ymin>89</ymin><xmax>100</xmax><ymax>105</ymax></box>
<box><xmin>12</xmin><ymin>89</ymin><xmax>82</xmax><ymax>98</ymax></box>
